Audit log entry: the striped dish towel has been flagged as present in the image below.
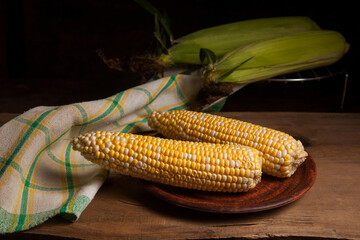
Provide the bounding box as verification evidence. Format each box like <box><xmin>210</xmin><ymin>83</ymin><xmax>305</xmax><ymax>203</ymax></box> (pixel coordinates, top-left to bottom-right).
<box><xmin>0</xmin><ymin>74</ymin><xmax>228</xmax><ymax>233</ymax></box>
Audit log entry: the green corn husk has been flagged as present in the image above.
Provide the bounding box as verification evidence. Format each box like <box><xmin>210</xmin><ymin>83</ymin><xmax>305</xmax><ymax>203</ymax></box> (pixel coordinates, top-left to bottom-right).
<box><xmin>202</xmin><ymin>30</ymin><xmax>350</xmax><ymax>85</ymax></box>
<box><xmin>160</xmin><ymin>16</ymin><xmax>321</xmax><ymax>66</ymax></box>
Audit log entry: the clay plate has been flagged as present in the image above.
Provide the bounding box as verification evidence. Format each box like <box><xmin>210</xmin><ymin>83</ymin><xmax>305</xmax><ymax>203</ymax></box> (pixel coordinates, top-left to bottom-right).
<box><xmin>143</xmin><ymin>152</ymin><xmax>316</xmax><ymax>213</ymax></box>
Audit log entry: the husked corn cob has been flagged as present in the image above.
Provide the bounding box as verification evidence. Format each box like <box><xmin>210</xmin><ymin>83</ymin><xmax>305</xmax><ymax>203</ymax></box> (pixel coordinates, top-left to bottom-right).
<box><xmin>148</xmin><ymin>110</ymin><xmax>308</xmax><ymax>178</ymax></box>
<box><xmin>71</xmin><ymin>131</ymin><xmax>262</xmax><ymax>192</ymax></box>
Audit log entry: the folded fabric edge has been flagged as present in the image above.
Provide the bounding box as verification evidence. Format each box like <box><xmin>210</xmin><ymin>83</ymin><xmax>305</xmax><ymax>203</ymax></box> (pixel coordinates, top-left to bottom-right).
<box><xmin>0</xmin><ymin>194</ymin><xmax>95</xmax><ymax>234</ymax></box>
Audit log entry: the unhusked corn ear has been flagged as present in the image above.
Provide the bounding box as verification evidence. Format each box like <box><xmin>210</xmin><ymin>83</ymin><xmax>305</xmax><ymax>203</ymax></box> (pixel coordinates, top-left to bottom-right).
<box><xmin>203</xmin><ymin>30</ymin><xmax>349</xmax><ymax>84</ymax></box>
<box><xmin>148</xmin><ymin>110</ymin><xmax>308</xmax><ymax>178</ymax></box>
<box><xmin>71</xmin><ymin>131</ymin><xmax>262</xmax><ymax>192</ymax></box>
<box><xmin>160</xmin><ymin>16</ymin><xmax>321</xmax><ymax>65</ymax></box>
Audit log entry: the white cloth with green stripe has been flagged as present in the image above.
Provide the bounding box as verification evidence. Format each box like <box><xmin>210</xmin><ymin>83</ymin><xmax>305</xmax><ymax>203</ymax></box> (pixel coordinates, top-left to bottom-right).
<box><xmin>0</xmin><ymin>74</ymin><xmax>229</xmax><ymax>233</ymax></box>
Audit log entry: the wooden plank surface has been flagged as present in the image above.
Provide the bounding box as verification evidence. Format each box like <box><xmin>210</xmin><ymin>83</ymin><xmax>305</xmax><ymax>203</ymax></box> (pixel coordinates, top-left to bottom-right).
<box><xmin>2</xmin><ymin>112</ymin><xmax>360</xmax><ymax>240</ymax></box>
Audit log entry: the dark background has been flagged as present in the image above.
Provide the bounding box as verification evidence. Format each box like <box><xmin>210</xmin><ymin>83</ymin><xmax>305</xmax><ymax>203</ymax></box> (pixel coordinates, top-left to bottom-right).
<box><xmin>1</xmin><ymin>0</ymin><xmax>359</xmax><ymax>113</ymax></box>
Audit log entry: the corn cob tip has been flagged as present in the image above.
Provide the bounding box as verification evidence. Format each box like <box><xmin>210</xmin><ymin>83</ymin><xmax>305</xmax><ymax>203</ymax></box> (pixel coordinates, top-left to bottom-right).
<box><xmin>72</xmin><ymin>130</ymin><xmax>262</xmax><ymax>192</ymax></box>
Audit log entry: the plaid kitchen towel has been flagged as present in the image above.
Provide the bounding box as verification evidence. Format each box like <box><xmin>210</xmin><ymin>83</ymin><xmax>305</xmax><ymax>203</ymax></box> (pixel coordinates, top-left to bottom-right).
<box><xmin>0</xmin><ymin>74</ymin><xmax>229</xmax><ymax>233</ymax></box>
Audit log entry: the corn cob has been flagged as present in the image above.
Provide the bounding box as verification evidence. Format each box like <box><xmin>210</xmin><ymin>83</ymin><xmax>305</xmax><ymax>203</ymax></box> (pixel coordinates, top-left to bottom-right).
<box><xmin>203</xmin><ymin>30</ymin><xmax>349</xmax><ymax>84</ymax></box>
<box><xmin>71</xmin><ymin>131</ymin><xmax>262</xmax><ymax>192</ymax></box>
<box><xmin>148</xmin><ymin>110</ymin><xmax>308</xmax><ymax>178</ymax></box>
<box><xmin>160</xmin><ymin>16</ymin><xmax>321</xmax><ymax>66</ymax></box>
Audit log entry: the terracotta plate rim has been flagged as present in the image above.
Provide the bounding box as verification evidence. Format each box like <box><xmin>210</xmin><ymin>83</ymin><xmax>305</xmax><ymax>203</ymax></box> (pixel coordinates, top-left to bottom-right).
<box><xmin>143</xmin><ymin>151</ymin><xmax>317</xmax><ymax>213</ymax></box>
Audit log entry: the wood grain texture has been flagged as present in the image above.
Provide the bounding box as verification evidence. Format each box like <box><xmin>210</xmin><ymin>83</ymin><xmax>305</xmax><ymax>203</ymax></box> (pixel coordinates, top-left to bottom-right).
<box><xmin>1</xmin><ymin>112</ymin><xmax>360</xmax><ymax>240</ymax></box>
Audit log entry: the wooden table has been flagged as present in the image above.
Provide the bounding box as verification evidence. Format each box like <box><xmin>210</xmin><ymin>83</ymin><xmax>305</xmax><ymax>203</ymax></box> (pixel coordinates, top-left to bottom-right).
<box><xmin>2</xmin><ymin>112</ymin><xmax>360</xmax><ymax>240</ymax></box>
